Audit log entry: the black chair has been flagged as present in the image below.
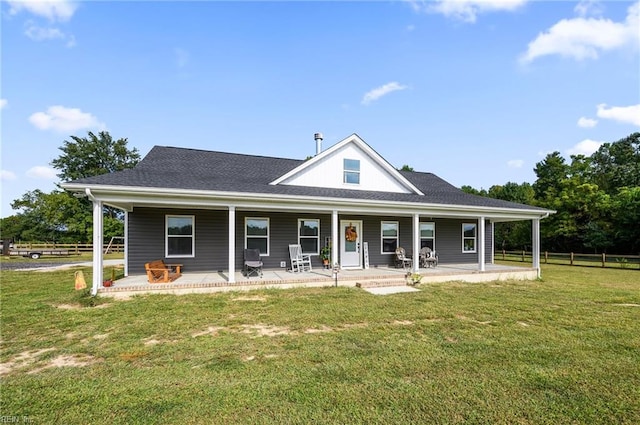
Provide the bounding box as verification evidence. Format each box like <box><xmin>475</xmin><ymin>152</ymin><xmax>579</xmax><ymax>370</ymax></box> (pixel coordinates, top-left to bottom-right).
<box><xmin>244</xmin><ymin>248</ymin><xmax>263</xmax><ymax>278</ymax></box>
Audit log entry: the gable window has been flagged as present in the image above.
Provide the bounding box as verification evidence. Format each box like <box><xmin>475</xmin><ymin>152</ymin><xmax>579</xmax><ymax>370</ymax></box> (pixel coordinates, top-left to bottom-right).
<box><xmin>298</xmin><ymin>219</ymin><xmax>319</xmax><ymax>254</ymax></box>
<box><xmin>246</xmin><ymin>217</ymin><xmax>269</xmax><ymax>255</ymax></box>
<box><xmin>420</xmin><ymin>222</ymin><xmax>435</xmax><ymax>250</ymax></box>
<box><xmin>343</xmin><ymin>159</ymin><xmax>360</xmax><ymax>184</ymax></box>
<box><xmin>166</xmin><ymin>215</ymin><xmax>195</xmax><ymax>257</ymax></box>
<box><xmin>462</xmin><ymin>223</ymin><xmax>476</xmax><ymax>253</ymax></box>
<box><xmin>381</xmin><ymin>221</ymin><xmax>399</xmax><ymax>254</ymax></box>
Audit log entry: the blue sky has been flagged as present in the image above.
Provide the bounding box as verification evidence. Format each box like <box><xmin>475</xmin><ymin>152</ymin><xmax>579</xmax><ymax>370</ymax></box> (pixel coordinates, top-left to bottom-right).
<box><xmin>1</xmin><ymin>0</ymin><xmax>639</xmax><ymax>218</ymax></box>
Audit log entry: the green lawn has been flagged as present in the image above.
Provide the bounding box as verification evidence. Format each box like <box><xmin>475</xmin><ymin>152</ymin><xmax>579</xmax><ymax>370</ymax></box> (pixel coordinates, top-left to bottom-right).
<box><xmin>1</xmin><ymin>265</ymin><xmax>638</xmax><ymax>424</ymax></box>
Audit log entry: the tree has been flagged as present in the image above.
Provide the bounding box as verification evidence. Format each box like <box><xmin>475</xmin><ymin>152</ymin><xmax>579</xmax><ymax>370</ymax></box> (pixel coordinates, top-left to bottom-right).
<box><xmin>591</xmin><ymin>132</ymin><xmax>640</xmax><ymax>195</ymax></box>
<box><xmin>10</xmin><ymin>131</ymin><xmax>140</xmax><ymax>242</ymax></box>
<box><xmin>399</xmin><ymin>164</ymin><xmax>414</xmax><ymax>172</ymax></box>
<box><xmin>52</xmin><ymin>131</ymin><xmax>140</xmax><ymax>181</ymax></box>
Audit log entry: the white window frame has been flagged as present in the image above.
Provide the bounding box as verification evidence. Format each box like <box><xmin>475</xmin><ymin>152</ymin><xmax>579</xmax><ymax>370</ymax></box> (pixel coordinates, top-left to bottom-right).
<box><xmin>420</xmin><ymin>222</ymin><xmax>436</xmax><ymax>250</ymax></box>
<box><xmin>462</xmin><ymin>222</ymin><xmax>477</xmax><ymax>253</ymax></box>
<box><xmin>245</xmin><ymin>217</ymin><xmax>270</xmax><ymax>256</ymax></box>
<box><xmin>298</xmin><ymin>218</ymin><xmax>320</xmax><ymax>255</ymax></box>
<box><xmin>343</xmin><ymin>158</ymin><xmax>360</xmax><ymax>184</ymax></box>
<box><xmin>381</xmin><ymin>221</ymin><xmax>399</xmax><ymax>254</ymax></box>
<box><xmin>165</xmin><ymin>214</ymin><xmax>195</xmax><ymax>258</ymax></box>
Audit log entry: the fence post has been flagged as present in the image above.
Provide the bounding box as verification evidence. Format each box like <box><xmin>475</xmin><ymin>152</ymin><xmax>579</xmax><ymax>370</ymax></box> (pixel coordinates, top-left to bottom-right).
<box><xmin>602</xmin><ymin>253</ymin><xmax>606</xmax><ymax>268</ymax></box>
<box><xmin>570</xmin><ymin>252</ymin><xmax>574</xmax><ymax>266</ymax></box>
<box><xmin>502</xmin><ymin>249</ymin><xmax>505</xmax><ymax>260</ymax></box>
<box><xmin>522</xmin><ymin>250</ymin><xmax>525</xmax><ymax>262</ymax></box>
<box><xmin>544</xmin><ymin>251</ymin><xmax>548</xmax><ymax>264</ymax></box>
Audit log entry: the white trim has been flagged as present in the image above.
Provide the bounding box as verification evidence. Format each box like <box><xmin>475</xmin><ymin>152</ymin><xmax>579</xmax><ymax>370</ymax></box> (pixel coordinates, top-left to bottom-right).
<box><xmin>228</xmin><ymin>206</ymin><xmax>235</xmax><ymax>284</ymax></box>
<box><xmin>412</xmin><ymin>213</ymin><xmax>420</xmax><ymax>273</ymax></box>
<box><xmin>532</xmin><ymin>218</ymin><xmax>541</xmax><ymax>278</ymax></box>
<box><xmin>380</xmin><ymin>221</ymin><xmax>399</xmax><ymax>254</ymax></box>
<box><xmin>268</xmin><ymin>134</ymin><xmax>424</xmax><ymax>195</ymax></box>
<box><xmin>331</xmin><ymin>211</ymin><xmax>339</xmax><ymax>266</ymax></box>
<box><xmin>419</xmin><ymin>221</ymin><xmax>436</xmax><ymax>251</ymax></box>
<box><xmin>165</xmin><ymin>214</ymin><xmax>196</xmax><ymax>258</ymax></box>
<box><xmin>298</xmin><ymin>218</ymin><xmax>320</xmax><ymax>255</ymax></box>
<box><xmin>462</xmin><ymin>222</ymin><xmax>477</xmax><ymax>253</ymax></box>
<box><xmin>245</xmin><ymin>216</ymin><xmax>270</xmax><ymax>256</ymax></box>
<box><xmin>61</xmin><ymin>183</ymin><xmax>552</xmax><ymax>221</ymax></box>
<box><xmin>124</xmin><ymin>211</ymin><xmax>129</xmax><ymax>276</ymax></box>
<box><xmin>91</xmin><ymin>198</ymin><xmax>103</xmax><ymax>296</ymax></box>
<box><xmin>478</xmin><ymin>217</ymin><xmax>485</xmax><ymax>272</ymax></box>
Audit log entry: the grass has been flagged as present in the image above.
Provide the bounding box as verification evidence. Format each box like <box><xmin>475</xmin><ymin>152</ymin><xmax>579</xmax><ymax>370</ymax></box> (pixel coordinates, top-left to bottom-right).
<box><xmin>1</xmin><ymin>264</ymin><xmax>638</xmax><ymax>424</ymax></box>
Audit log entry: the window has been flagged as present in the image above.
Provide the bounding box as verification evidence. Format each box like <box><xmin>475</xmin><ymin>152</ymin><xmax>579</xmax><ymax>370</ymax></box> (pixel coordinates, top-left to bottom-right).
<box><xmin>298</xmin><ymin>219</ymin><xmax>319</xmax><ymax>254</ymax></box>
<box><xmin>166</xmin><ymin>215</ymin><xmax>194</xmax><ymax>257</ymax></box>
<box><xmin>381</xmin><ymin>221</ymin><xmax>399</xmax><ymax>254</ymax></box>
<box><xmin>462</xmin><ymin>223</ymin><xmax>476</xmax><ymax>253</ymax></box>
<box><xmin>246</xmin><ymin>217</ymin><xmax>269</xmax><ymax>255</ymax></box>
<box><xmin>420</xmin><ymin>222</ymin><xmax>435</xmax><ymax>250</ymax></box>
<box><xmin>343</xmin><ymin>159</ymin><xmax>360</xmax><ymax>184</ymax></box>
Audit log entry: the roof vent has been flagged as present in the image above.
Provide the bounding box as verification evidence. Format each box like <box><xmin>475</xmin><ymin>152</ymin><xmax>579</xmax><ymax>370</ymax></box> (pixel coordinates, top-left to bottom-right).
<box><xmin>314</xmin><ymin>132</ymin><xmax>323</xmax><ymax>155</ymax></box>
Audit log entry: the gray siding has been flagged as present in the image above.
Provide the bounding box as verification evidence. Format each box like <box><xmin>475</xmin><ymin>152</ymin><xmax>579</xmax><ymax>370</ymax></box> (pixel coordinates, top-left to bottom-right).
<box><xmin>127</xmin><ymin>208</ymin><xmax>494</xmax><ymax>275</ymax></box>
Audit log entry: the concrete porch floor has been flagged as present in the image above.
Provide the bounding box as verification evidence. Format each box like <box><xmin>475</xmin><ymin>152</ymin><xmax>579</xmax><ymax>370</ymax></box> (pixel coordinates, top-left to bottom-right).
<box><xmin>99</xmin><ymin>263</ymin><xmax>538</xmax><ymax>297</ymax></box>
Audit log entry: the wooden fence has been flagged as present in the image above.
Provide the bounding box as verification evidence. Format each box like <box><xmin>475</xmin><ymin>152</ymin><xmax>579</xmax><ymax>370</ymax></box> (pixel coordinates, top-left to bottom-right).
<box><xmin>497</xmin><ymin>250</ymin><xmax>640</xmax><ymax>270</ymax></box>
<box><xmin>12</xmin><ymin>242</ymin><xmax>125</xmax><ymax>254</ymax></box>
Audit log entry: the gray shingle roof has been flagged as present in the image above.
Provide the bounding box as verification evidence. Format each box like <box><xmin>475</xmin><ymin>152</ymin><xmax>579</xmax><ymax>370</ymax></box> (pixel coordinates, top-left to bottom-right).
<box><xmin>65</xmin><ymin>146</ymin><xmax>546</xmax><ymax>211</ymax></box>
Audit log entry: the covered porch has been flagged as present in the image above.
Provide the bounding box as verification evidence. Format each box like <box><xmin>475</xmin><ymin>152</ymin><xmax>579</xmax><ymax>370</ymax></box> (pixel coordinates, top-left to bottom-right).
<box><xmin>98</xmin><ymin>262</ymin><xmax>537</xmax><ymax>297</ymax></box>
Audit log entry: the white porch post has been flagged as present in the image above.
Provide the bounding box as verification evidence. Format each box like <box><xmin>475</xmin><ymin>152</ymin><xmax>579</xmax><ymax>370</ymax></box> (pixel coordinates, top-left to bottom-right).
<box><xmin>332</xmin><ymin>210</ymin><xmax>339</xmax><ymax>266</ymax></box>
<box><xmin>413</xmin><ymin>213</ymin><xmax>420</xmax><ymax>272</ymax></box>
<box><xmin>124</xmin><ymin>211</ymin><xmax>129</xmax><ymax>276</ymax></box>
<box><xmin>478</xmin><ymin>217</ymin><xmax>485</xmax><ymax>272</ymax></box>
<box><xmin>228</xmin><ymin>206</ymin><xmax>236</xmax><ymax>283</ymax></box>
<box><xmin>532</xmin><ymin>218</ymin><xmax>541</xmax><ymax>278</ymax></box>
<box><xmin>490</xmin><ymin>220</ymin><xmax>495</xmax><ymax>265</ymax></box>
<box><xmin>91</xmin><ymin>199</ymin><xmax>103</xmax><ymax>296</ymax></box>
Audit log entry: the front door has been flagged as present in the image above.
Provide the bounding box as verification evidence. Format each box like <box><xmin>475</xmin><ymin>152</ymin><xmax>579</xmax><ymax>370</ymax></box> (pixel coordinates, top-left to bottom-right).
<box><xmin>340</xmin><ymin>220</ymin><xmax>362</xmax><ymax>268</ymax></box>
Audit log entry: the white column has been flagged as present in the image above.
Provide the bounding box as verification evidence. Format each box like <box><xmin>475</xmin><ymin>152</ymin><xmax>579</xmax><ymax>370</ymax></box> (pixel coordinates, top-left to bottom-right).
<box><xmin>91</xmin><ymin>199</ymin><xmax>103</xmax><ymax>296</ymax></box>
<box><xmin>532</xmin><ymin>218</ymin><xmax>541</xmax><ymax>278</ymax></box>
<box><xmin>413</xmin><ymin>213</ymin><xmax>420</xmax><ymax>272</ymax></box>
<box><xmin>332</xmin><ymin>210</ymin><xmax>339</xmax><ymax>266</ymax></box>
<box><xmin>124</xmin><ymin>211</ymin><xmax>129</xmax><ymax>276</ymax></box>
<box><xmin>490</xmin><ymin>220</ymin><xmax>495</xmax><ymax>265</ymax></box>
<box><xmin>228</xmin><ymin>206</ymin><xmax>236</xmax><ymax>283</ymax></box>
<box><xmin>478</xmin><ymin>217</ymin><xmax>485</xmax><ymax>272</ymax></box>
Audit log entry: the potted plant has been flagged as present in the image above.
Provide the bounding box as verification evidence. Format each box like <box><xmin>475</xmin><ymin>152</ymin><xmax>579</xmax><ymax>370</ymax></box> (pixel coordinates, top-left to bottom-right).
<box><xmin>320</xmin><ymin>245</ymin><xmax>331</xmax><ymax>268</ymax></box>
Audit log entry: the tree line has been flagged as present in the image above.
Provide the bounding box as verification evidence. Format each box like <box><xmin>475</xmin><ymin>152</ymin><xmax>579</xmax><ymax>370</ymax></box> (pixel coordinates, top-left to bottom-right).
<box><xmin>1</xmin><ymin>131</ymin><xmax>638</xmax><ymax>254</ymax></box>
<box><xmin>462</xmin><ymin>132</ymin><xmax>639</xmax><ymax>254</ymax></box>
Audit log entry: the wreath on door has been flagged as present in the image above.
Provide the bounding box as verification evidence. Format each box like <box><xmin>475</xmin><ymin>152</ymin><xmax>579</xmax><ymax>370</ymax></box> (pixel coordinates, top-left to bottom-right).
<box><xmin>345</xmin><ymin>224</ymin><xmax>358</xmax><ymax>242</ymax></box>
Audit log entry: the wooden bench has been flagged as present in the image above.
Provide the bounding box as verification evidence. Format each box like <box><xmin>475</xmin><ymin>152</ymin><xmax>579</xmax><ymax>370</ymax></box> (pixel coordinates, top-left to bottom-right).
<box><xmin>144</xmin><ymin>260</ymin><xmax>182</xmax><ymax>283</ymax></box>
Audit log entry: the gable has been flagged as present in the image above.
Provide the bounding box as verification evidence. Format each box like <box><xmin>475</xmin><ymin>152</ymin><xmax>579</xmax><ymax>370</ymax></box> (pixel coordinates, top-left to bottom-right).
<box><xmin>270</xmin><ymin>134</ymin><xmax>423</xmax><ymax>195</ymax></box>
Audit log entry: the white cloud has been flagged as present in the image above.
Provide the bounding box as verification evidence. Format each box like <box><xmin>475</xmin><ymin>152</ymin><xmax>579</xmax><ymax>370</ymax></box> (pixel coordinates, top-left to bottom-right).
<box><xmin>25</xmin><ymin>21</ymin><xmax>64</xmax><ymax>40</ymax></box>
<box><xmin>566</xmin><ymin>139</ymin><xmax>604</xmax><ymax>156</ymax></box>
<box><xmin>520</xmin><ymin>1</ymin><xmax>639</xmax><ymax>63</ymax></box>
<box><xmin>7</xmin><ymin>0</ymin><xmax>78</xmax><ymax>22</ymax></box>
<box><xmin>1</xmin><ymin>170</ymin><xmax>17</xmax><ymax>181</ymax></box>
<box><xmin>361</xmin><ymin>82</ymin><xmax>408</xmax><ymax>105</ymax></box>
<box><xmin>574</xmin><ymin>0</ymin><xmax>604</xmax><ymax>18</ymax></box>
<box><xmin>507</xmin><ymin>159</ymin><xmax>524</xmax><ymax>168</ymax></box>
<box><xmin>0</xmin><ymin>99</ymin><xmax>7</xmax><ymax>109</ymax></box>
<box><xmin>596</xmin><ymin>103</ymin><xmax>640</xmax><ymax>126</ymax></box>
<box><xmin>26</xmin><ymin>166</ymin><xmax>58</xmax><ymax>180</ymax></box>
<box><xmin>417</xmin><ymin>0</ymin><xmax>528</xmax><ymax>23</ymax></box>
<box><xmin>29</xmin><ymin>105</ymin><xmax>106</xmax><ymax>133</ymax></box>
<box><xmin>577</xmin><ymin>117</ymin><xmax>598</xmax><ymax>128</ymax></box>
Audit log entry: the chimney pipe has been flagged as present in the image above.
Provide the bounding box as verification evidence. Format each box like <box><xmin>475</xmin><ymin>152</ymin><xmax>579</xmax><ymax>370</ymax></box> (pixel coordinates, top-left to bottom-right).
<box><xmin>314</xmin><ymin>132</ymin><xmax>323</xmax><ymax>155</ymax></box>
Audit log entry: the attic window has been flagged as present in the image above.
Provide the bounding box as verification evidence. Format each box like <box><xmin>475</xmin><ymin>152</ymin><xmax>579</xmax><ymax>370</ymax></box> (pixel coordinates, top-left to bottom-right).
<box><xmin>343</xmin><ymin>159</ymin><xmax>360</xmax><ymax>184</ymax></box>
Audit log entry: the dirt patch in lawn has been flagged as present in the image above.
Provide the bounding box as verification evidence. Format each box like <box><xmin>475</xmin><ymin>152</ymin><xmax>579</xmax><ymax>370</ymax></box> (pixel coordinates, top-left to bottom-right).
<box><xmin>0</xmin><ymin>348</ymin><xmax>56</xmax><ymax>375</ymax></box>
<box><xmin>29</xmin><ymin>354</ymin><xmax>99</xmax><ymax>374</ymax></box>
<box><xmin>241</xmin><ymin>324</ymin><xmax>291</xmax><ymax>337</ymax></box>
<box><xmin>232</xmin><ymin>295</ymin><xmax>267</xmax><ymax>302</ymax></box>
